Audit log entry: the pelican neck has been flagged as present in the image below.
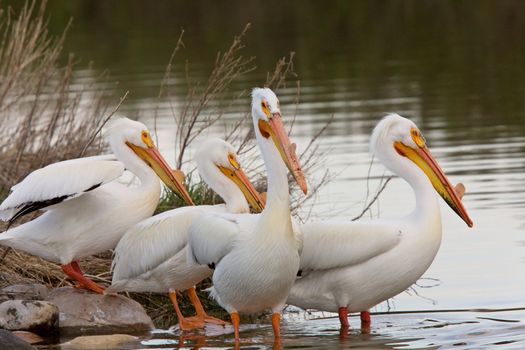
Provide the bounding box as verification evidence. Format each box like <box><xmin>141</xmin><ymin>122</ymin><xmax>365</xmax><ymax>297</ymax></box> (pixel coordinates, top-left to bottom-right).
<box><xmin>198</xmin><ymin>160</ymin><xmax>249</xmax><ymax>213</ymax></box>
<box><xmin>255</xmin><ymin>131</ymin><xmax>291</xmax><ymax>218</ymax></box>
<box><xmin>111</xmin><ymin>142</ymin><xmax>160</xmax><ymax>190</ymax></box>
<box><xmin>399</xmin><ymin>159</ymin><xmax>441</xmax><ymax>227</ymax></box>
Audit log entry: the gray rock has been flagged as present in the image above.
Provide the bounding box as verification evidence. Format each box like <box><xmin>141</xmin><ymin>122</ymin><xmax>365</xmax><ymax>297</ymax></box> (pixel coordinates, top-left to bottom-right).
<box><xmin>45</xmin><ymin>287</ymin><xmax>153</xmax><ymax>336</ymax></box>
<box><xmin>0</xmin><ymin>284</ymin><xmax>50</xmax><ymax>302</ymax></box>
<box><xmin>0</xmin><ymin>300</ymin><xmax>59</xmax><ymax>335</ymax></box>
<box><xmin>0</xmin><ymin>329</ymin><xmax>38</xmax><ymax>350</ymax></box>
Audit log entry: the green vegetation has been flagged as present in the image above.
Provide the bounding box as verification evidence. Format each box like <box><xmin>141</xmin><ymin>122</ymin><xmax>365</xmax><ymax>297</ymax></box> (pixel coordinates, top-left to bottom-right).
<box><xmin>155</xmin><ymin>176</ymin><xmax>221</xmax><ymax>215</ymax></box>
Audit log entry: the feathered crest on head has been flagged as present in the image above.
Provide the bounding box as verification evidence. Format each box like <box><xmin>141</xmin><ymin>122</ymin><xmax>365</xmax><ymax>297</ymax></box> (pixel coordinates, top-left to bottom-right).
<box><xmin>251</xmin><ymin>87</ymin><xmax>273</xmax><ymax>97</ymax></box>
<box><xmin>370</xmin><ymin>113</ymin><xmax>404</xmax><ymax>154</ymax></box>
<box><xmin>196</xmin><ymin>138</ymin><xmax>234</xmax><ymax>160</ymax></box>
<box><xmin>251</xmin><ymin>87</ymin><xmax>277</xmax><ymax>108</ymax></box>
<box><xmin>103</xmin><ymin>116</ymin><xmax>129</xmax><ymax>136</ymax></box>
<box><xmin>103</xmin><ymin>117</ymin><xmax>147</xmax><ymax>139</ymax></box>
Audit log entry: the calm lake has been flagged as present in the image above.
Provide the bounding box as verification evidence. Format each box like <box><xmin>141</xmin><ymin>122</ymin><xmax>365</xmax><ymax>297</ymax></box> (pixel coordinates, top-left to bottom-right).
<box><xmin>44</xmin><ymin>1</ymin><xmax>525</xmax><ymax>348</ymax></box>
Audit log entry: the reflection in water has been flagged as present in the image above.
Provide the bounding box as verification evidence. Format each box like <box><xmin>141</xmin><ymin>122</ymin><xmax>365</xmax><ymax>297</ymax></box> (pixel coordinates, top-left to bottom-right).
<box><xmin>37</xmin><ymin>1</ymin><xmax>525</xmax><ymax>349</ymax></box>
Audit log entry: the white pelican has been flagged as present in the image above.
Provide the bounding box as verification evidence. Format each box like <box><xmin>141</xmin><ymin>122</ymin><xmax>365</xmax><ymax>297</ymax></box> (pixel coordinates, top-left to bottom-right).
<box><xmin>287</xmin><ymin>114</ymin><xmax>473</xmax><ymax>331</ymax></box>
<box><xmin>0</xmin><ymin>117</ymin><xmax>193</xmax><ymax>293</ymax></box>
<box><xmin>187</xmin><ymin>88</ymin><xmax>308</xmax><ymax>341</ymax></box>
<box><xmin>107</xmin><ymin>137</ymin><xmax>265</xmax><ymax>331</ymax></box>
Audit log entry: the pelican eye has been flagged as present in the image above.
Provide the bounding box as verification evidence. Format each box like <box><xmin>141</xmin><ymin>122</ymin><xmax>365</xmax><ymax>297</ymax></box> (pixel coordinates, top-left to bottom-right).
<box><xmin>410</xmin><ymin>128</ymin><xmax>426</xmax><ymax>148</ymax></box>
<box><xmin>141</xmin><ymin>130</ymin><xmax>154</xmax><ymax>148</ymax></box>
<box><xmin>228</xmin><ymin>153</ymin><xmax>240</xmax><ymax>170</ymax></box>
<box><xmin>261</xmin><ymin>100</ymin><xmax>270</xmax><ymax>117</ymax></box>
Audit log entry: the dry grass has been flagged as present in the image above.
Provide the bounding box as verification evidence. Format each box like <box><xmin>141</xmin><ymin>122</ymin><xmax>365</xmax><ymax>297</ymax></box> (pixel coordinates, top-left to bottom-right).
<box><xmin>0</xmin><ymin>0</ymin><xmax>118</xmax><ymax>195</ymax></box>
<box><xmin>0</xmin><ymin>3</ymin><xmax>335</xmax><ymax>328</ymax></box>
<box><xmin>0</xmin><ymin>1</ymin><xmax>120</xmax><ymax>288</ymax></box>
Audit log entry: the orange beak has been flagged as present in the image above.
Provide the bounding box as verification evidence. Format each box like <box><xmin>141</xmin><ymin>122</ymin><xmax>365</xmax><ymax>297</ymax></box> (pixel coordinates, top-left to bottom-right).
<box><xmin>127</xmin><ymin>142</ymin><xmax>195</xmax><ymax>206</ymax></box>
<box><xmin>259</xmin><ymin>113</ymin><xmax>308</xmax><ymax>195</ymax></box>
<box><xmin>219</xmin><ymin>165</ymin><xmax>265</xmax><ymax>212</ymax></box>
<box><xmin>395</xmin><ymin>141</ymin><xmax>473</xmax><ymax>227</ymax></box>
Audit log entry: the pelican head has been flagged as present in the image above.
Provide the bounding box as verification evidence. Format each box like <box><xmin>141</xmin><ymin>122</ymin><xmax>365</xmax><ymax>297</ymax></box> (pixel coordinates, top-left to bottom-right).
<box><xmin>196</xmin><ymin>138</ymin><xmax>265</xmax><ymax>212</ymax></box>
<box><xmin>251</xmin><ymin>88</ymin><xmax>307</xmax><ymax>194</ymax></box>
<box><xmin>105</xmin><ymin>118</ymin><xmax>194</xmax><ymax>205</ymax></box>
<box><xmin>371</xmin><ymin>113</ymin><xmax>473</xmax><ymax>227</ymax></box>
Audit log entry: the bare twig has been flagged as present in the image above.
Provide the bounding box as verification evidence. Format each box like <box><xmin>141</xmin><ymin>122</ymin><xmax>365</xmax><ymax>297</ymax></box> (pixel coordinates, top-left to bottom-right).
<box><xmin>174</xmin><ymin>23</ymin><xmax>256</xmax><ymax>169</ymax></box>
<box><xmin>405</xmin><ymin>284</ymin><xmax>437</xmax><ymax>305</ymax></box>
<box><xmin>79</xmin><ymin>90</ymin><xmax>129</xmax><ymax>157</ymax></box>
<box><xmin>352</xmin><ymin>176</ymin><xmax>393</xmax><ymax>221</ymax></box>
<box><xmin>300</xmin><ymin>114</ymin><xmax>335</xmax><ymax>160</ymax></box>
<box><xmin>265</xmin><ymin>52</ymin><xmax>297</xmax><ymax>91</ymax></box>
<box><xmin>153</xmin><ymin>30</ymin><xmax>185</xmax><ymax>146</ymax></box>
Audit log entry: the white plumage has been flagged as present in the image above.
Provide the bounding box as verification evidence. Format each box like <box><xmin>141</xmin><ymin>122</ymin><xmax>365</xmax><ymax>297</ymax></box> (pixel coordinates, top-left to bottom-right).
<box><xmin>188</xmin><ymin>211</ymin><xmax>301</xmax><ymax>312</ymax></box>
<box><xmin>0</xmin><ymin>117</ymin><xmax>193</xmax><ymax>293</ymax></box>
<box><xmin>186</xmin><ymin>212</ymin><xmax>244</xmax><ymax>270</ymax></box>
<box><xmin>298</xmin><ymin>220</ymin><xmax>402</xmax><ymax>272</ymax></box>
<box><xmin>0</xmin><ymin>155</ymin><xmax>122</xmax><ymax>221</ymax></box>
<box><xmin>108</xmin><ymin>138</ymin><xmax>264</xmax><ymax>330</ymax></box>
<box><xmin>287</xmin><ymin>114</ymin><xmax>473</xmax><ymax>330</ymax></box>
<box><xmin>109</xmin><ymin>207</ymin><xmax>205</xmax><ymax>294</ymax></box>
<box><xmin>187</xmin><ymin>88</ymin><xmax>308</xmax><ymax>341</ymax></box>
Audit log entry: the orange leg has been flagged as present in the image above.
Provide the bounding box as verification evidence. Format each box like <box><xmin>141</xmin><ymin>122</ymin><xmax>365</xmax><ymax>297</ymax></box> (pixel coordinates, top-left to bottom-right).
<box><xmin>168</xmin><ymin>291</ymin><xmax>205</xmax><ymax>331</ymax></box>
<box><xmin>360</xmin><ymin>310</ymin><xmax>371</xmax><ymax>325</ymax></box>
<box><xmin>272</xmin><ymin>313</ymin><xmax>281</xmax><ymax>340</ymax></box>
<box><xmin>70</xmin><ymin>261</ymin><xmax>87</xmax><ymax>289</ymax></box>
<box><xmin>70</xmin><ymin>260</ymin><xmax>83</xmax><ymax>274</ymax></box>
<box><xmin>61</xmin><ymin>262</ymin><xmax>105</xmax><ymax>294</ymax></box>
<box><xmin>230</xmin><ymin>312</ymin><xmax>240</xmax><ymax>340</ymax></box>
<box><xmin>338</xmin><ymin>307</ymin><xmax>349</xmax><ymax>329</ymax></box>
<box><xmin>360</xmin><ymin>310</ymin><xmax>371</xmax><ymax>334</ymax></box>
<box><xmin>187</xmin><ymin>287</ymin><xmax>227</xmax><ymax>326</ymax></box>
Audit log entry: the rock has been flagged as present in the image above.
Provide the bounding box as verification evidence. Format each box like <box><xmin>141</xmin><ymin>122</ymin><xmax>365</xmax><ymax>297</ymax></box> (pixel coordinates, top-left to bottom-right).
<box><xmin>45</xmin><ymin>287</ymin><xmax>153</xmax><ymax>335</ymax></box>
<box><xmin>65</xmin><ymin>334</ymin><xmax>138</xmax><ymax>349</ymax></box>
<box><xmin>0</xmin><ymin>284</ymin><xmax>50</xmax><ymax>303</ymax></box>
<box><xmin>12</xmin><ymin>331</ymin><xmax>44</xmax><ymax>344</ymax></box>
<box><xmin>0</xmin><ymin>300</ymin><xmax>59</xmax><ymax>335</ymax></box>
<box><xmin>0</xmin><ymin>329</ymin><xmax>37</xmax><ymax>350</ymax></box>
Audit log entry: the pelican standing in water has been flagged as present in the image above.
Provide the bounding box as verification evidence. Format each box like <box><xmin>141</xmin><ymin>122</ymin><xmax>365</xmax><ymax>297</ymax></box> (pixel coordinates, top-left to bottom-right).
<box><xmin>0</xmin><ymin>118</ymin><xmax>194</xmax><ymax>293</ymax></box>
<box><xmin>287</xmin><ymin>114</ymin><xmax>473</xmax><ymax>331</ymax></box>
<box><xmin>108</xmin><ymin>138</ymin><xmax>265</xmax><ymax>331</ymax></box>
<box><xmin>187</xmin><ymin>88</ymin><xmax>307</xmax><ymax>341</ymax></box>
